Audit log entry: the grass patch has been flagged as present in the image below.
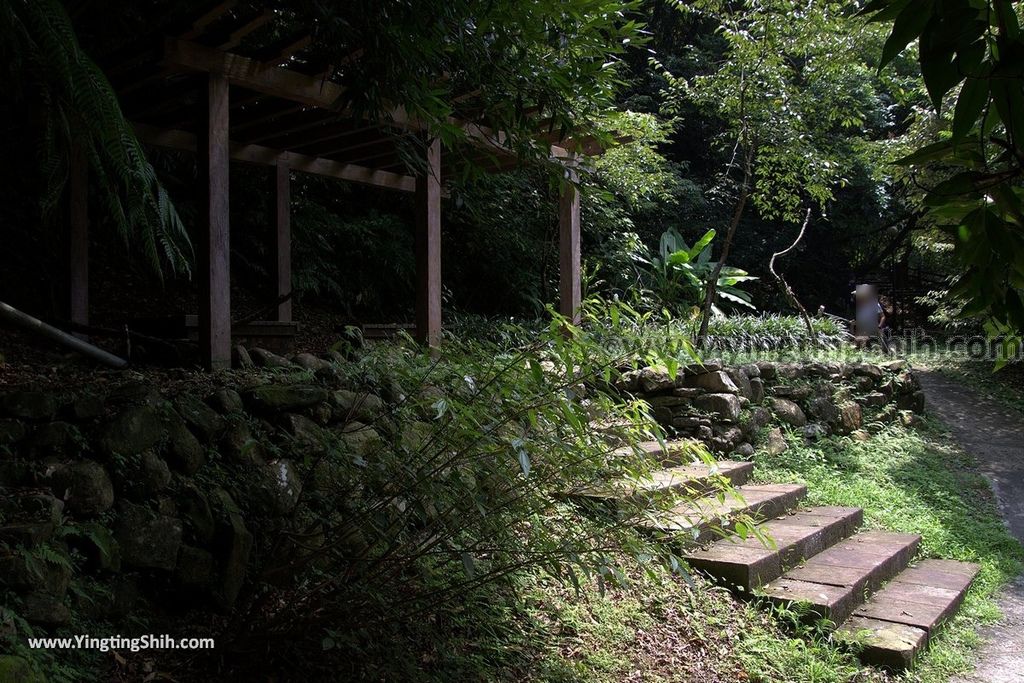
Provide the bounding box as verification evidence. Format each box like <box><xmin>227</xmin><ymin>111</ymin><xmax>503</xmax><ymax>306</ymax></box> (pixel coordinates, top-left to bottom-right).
<box><xmin>750</xmin><ymin>420</ymin><xmax>1024</xmax><ymax>682</ymax></box>
<box><xmin>516</xmin><ymin>562</ymin><xmax>885</xmax><ymax>683</ymax></box>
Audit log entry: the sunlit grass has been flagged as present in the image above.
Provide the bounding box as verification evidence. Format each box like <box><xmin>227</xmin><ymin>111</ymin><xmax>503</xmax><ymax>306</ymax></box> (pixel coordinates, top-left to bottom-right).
<box><xmin>751</xmin><ymin>420</ymin><xmax>1024</xmax><ymax>682</ymax></box>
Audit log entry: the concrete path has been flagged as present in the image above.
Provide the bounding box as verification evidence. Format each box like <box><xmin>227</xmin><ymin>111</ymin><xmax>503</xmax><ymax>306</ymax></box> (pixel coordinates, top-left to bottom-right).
<box><xmin>917</xmin><ymin>371</ymin><xmax>1024</xmax><ymax>683</ymax></box>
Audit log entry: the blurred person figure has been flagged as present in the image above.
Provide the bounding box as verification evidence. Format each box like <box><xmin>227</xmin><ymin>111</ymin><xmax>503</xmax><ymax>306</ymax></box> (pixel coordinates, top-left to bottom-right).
<box><xmin>852</xmin><ymin>284</ymin><xmax>890</xmax><ymax>353</ymax></box>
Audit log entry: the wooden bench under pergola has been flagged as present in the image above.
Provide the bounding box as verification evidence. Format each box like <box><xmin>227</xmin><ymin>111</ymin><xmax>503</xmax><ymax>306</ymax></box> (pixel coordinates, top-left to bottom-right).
<box><xmin>68</xmin><ymin>4</ymin><xmax>585</xmax><ymax>370</ymax></box>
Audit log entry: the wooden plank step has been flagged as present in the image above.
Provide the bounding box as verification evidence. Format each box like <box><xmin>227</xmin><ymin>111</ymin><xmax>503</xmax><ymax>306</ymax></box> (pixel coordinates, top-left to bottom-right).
<box><xmin>834</xmin><ymin>559</ymin><xmax>981</xmax><ymax>670</ymax></box>
<box><xmin>757</xmin><ymin>530</ymin><xmax>921</xmax><ymax>624</ymax></box>
<box><xmin>684</xmin><ymin>506</ymin><xmax>863</xmax><ymax>590</ymax></box>
<box><xmin>638</xmin><ymin>483</ymin><xmax>807</xmax><ymax>543</ymax></box>
<box><xmin>577</xmin><ymin>460</ymin><xmax>754</xmax><ymax>506</ymax></box>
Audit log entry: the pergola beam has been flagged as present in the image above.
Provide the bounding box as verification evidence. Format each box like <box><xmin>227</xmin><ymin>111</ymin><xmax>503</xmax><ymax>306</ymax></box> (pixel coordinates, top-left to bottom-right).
<box><xmin>163</xmin><ymin>37</ymin><xmax>347</xmax><ymax>109</ymax></box>
<box><xmin>133</xmin><ymin>122</ymin><xmax>416</xmax><ymax>192</ymax></box>
<box><xmin>161</xmin><ymin>38</ymin><xmax>513</xmax><ymax>155</ymax></box>
<box><xmin>181</xmin><ymin>1</ymin><xmax>238</xmax><ymax>40</ymax></box>
<box><xmin>258</xmin><ymin>34</ymin><xmax>312</xmax><ymax>67</ymax></box>
<box><xmin>231</xmin><ymin>103</ymin><xmax>306</xmax><ymax>134</ymax></box>
<box><xmin>245</xmin><ymin>111</ymin><xmax>345</xmax><ymax>144</ymax></box>
<box><xmin>217</xmin><ymin>9</ymin><xmax>274</xmax><ymax>51</ymax></box>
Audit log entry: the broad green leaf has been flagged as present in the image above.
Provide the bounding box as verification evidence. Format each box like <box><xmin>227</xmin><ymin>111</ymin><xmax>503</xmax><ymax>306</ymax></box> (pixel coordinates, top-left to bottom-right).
<box><xmin>991</xmin><ymin>77</ymin><xmax>1024</xmax><ymax>146</ymax></box>
<box><xmin>920</xmin><ymin>42</ymin><xmax>962</xmax><ymax>111</ymax></box>
<box><xmin>925</xmin><ymin>172</ymin><xmax>982</xmax><ymax>206</ymax></box>
<box><xmin>688</xmin><ymin>229</ymin><xmax>717</xmax><ymax>260</ymax></box>
<box><xmin>952</xmin><ymin>77</ymin><xmax>988</xmax><ymax>142</ymax></box>
<box><xmin>860</xmin><ymin>0</ymin><xmax>913</xmax><ymax>22</ymax></box>
<box><xmin>894</xmin><ymin>138</ymin><xmax>955</xmax><ymax>165</ymax></box>
<box><xmin>880</xmin><ymin>0</ymin><xmax>932</xmax><ymax>68</ymax></box>
<box><xmin>666</xmin><ymin>249</ymin><xmax>693</xmax><ymax>265</ymax></box>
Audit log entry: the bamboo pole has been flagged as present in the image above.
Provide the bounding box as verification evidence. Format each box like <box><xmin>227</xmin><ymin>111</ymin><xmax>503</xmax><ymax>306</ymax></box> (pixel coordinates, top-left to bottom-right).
<box><xmin>0</xmin><ymin>301</ymin><xmax>128</xmax><ymax>369</ymax></box>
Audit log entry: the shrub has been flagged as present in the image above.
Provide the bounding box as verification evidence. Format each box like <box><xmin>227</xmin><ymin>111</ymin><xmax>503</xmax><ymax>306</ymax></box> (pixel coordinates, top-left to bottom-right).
<box><xmin>214</xmin><ymin>299</ymin><xmax>736</xmax><ymax>677</ymax></box>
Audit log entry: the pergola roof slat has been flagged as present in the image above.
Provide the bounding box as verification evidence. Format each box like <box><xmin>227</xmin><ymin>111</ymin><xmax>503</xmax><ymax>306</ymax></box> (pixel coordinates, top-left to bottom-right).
<box><xmin>257</xmin><ymin>34</ymin><xmax>313</xmax><ymax>67</ymax></box>
<box><xmin>180</xmin><ymin>0</ymin><xmax>238</xmax><ymax>41</ymax></box>
<box><xmin>320</xmin><ymin>136</ymin><xmax>403</xmax><ymax>162</ymax></box>
<box><xmin>231</xmin><ymin>103</ymin><xmax>307</xmax><ymax>133</ymax></box>
<box><xmin>215</xmin><ymin>9</ymin><xmax>276</xmax><ymax>51</ymax></box>
<box><xmin>264</xmin><ymin>124</ymin><xmax>390</xmax><ymax>155</ymax></box>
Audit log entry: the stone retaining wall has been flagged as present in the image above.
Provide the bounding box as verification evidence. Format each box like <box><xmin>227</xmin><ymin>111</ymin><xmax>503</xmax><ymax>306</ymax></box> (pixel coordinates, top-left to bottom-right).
<box><xmin>0</xmin><ymin>347</ymin><xmax>418</xmax><ymax>637</ymax></box>
<box><xmin>0</xmin><ymin>350</ymin><xmax>925</xmax><ymax>657</ymax></box>
<box><xmin>616</xmin><ymin>359</ymin><xmax>925</xmax><ymax>455</ymax></box>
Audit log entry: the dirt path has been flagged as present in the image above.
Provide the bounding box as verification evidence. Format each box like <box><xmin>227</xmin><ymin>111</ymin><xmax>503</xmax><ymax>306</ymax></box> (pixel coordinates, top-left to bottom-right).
<box><xmin>917</xmin><ymin>371</ymin><xmax>1024</xmax><ymax>683</ymax></box>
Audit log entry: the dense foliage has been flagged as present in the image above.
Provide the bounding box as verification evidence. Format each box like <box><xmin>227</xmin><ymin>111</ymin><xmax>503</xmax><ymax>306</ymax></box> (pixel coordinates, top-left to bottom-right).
<box><xmin>864</xmin><ymin>0</ymin><xmax>1024</xmax><ymax>355</ymax></box>
<box><xmin>0</xmin><ymin>0</ymin><xmax>190</xmax><ymax>276</ymax></box>
<box><xmin>184</xmin><ymin>302</ymin><xmax>738</xmax><ymax>678</ymax></box>
<box><xmin>0</xmin><ymin>0</ymin><xmax>946</xmax><ymax>329</ymax></box>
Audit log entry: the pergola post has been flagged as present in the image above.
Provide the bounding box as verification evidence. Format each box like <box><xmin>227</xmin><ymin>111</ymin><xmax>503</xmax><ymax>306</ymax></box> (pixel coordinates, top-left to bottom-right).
<box><xmin>273</xmin><ymin>158</ymin><xmax>292</xmax><ymax>322</ymax></box>
<box><xmin>415</xmin><ymin>138</ymin><xmax>442</xmax><ymax>347</ymax></box>
<box><xmin>69</xmin><ymin>143</ymin><xmax>89</xmax><ymax>340</ymax></box>
<box><xmin>558</xmin><ymin>160</ymin><xmax>581</xmax><ymax>325</ymax></box>
<box><xmin>198</xmin><ymin>73</ymin><xmax>231</xmax><ymax>370</ymax></box>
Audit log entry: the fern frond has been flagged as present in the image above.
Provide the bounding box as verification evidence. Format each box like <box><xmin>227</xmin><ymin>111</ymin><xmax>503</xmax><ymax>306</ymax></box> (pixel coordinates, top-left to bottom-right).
<box><xmin>4</xmin><ymin>0</ymin><xmax>193</xmax><ymax>278</ymax></box>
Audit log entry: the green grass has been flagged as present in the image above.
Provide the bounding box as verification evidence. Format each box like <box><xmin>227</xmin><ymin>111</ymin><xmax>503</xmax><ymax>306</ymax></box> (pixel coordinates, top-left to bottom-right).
<box><xmin>750</xmin><ymin>420</ymin><xmax>1024</xmax><ymax>682</ymax></box>
<box><xmin>517</xmin><ymin>561</ymin><xmax>884</xmax><ymax>683</ymax></box>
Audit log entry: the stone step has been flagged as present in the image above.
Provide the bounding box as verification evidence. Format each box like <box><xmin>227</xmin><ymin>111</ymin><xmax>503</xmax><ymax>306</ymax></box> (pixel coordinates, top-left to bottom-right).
<box><xmin>638</xmin><ymin>483</ymin><xmax>808</xmax><ymax>543</ymax></box>
<box><xmin>684</xmin><ymin>506</ymin><xmax>864</xmax><ymax>590</ymax></box>
<box><xmin>834</xmin><ymin>559</ymin><xmax>981</xmax><ymax>670</ymax></box>
<box><xmin>577</xmin><ymin>460</ymin><xmax>754</xmax><ymax>507</ymax></box>
<box><xmin>757</xmin><ymin>530</ymin><xmax>921</xmax><ymax>624</ymax></box>
<box><xmin>610</xmin><ymin>439</ymin><xmax>706</xmax><ymax>466</ymax></box>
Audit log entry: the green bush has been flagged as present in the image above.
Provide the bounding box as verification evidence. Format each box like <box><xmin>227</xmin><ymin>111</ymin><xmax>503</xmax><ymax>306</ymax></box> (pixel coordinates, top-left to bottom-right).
<box><xmin>215</xmin><ymin>300</ymin><xmax>736</xmax><ymax>678</ymax></box>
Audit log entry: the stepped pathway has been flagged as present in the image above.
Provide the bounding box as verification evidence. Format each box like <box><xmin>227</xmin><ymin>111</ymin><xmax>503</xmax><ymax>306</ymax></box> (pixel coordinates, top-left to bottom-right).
<box><xmin>586</xmin><ymin>440</ymin><xmax>981</xmax><ymax>671</ymax></box>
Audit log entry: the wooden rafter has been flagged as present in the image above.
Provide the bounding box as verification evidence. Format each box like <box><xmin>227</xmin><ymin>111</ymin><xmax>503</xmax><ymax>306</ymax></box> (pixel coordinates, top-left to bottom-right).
<box><xmin>320</xmin><ymin>136</ymin><xmax>401</xmax><ymax>161</ymax></box>
<box><xmin>160</xmin><ymin>89</ymin><xmax>267</xmax><ymax>131</ymax></box>
<box><xmin>331</xmin><ymin>144</ymin><xmax>403</xmax><ymax>168</ymax></box>
<box><xmin>232</xmin><ymin>107</ymin><xmax>326</xmax><ymax>140</ymax></box>
<box><xmin>133</xmin><ymin>122</ymin><xmax>416</xmax><ymax>192</ymax></box>
<box><xmin>217</xmin><ymin>9</ymin><xmax>275</xmax><ymax>50</ymax></box>
<box><xmin>163</xmin><ymin>37</ymin><xmax>347</xmax><ymax>109</ymax></box>
<box><xmin>241</xmin><ymin>112</ymin><xmax>330</xmax><ymax>142</ymax></box>
<box><xmin>181</xmin><ymin>0</ymin><xmax>237</xmax><ymax>40</ymax></box>
<box><xmin>258</xmin><ymin>34</ymin><xmax>313</xmax><ymax>67</ymax></box>
<box><xmin>231</xmin><ymin>103</ymin><xmax>307</xmax><ymax>133</ymax></box>
<box><xmin>272</xmin><ymin>125</ymin><xmax>382</xmax><ymax>154</ymax></box>
<box><xmin>161</xmin><ymin>38</ymin><xmax>515</xmax><ymax>158</ymax></box>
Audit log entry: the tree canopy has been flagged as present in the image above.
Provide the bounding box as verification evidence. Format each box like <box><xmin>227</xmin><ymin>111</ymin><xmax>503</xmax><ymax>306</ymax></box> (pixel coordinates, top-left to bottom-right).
<box><xmin>865</xmin><ymin>0</ymin><xmax>1024</xmax><ymax>354</ymax></box>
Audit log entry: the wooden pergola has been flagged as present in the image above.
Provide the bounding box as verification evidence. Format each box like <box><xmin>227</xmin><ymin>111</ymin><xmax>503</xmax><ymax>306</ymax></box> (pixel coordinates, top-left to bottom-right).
<box><xmin>70</xmin><ymin>5</ymin><xmax>583</xmax><ymax>370</ymax></box>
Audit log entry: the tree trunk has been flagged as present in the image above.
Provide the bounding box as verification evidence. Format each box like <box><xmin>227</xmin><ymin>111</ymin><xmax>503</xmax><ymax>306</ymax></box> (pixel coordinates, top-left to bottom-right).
<box><xmin>696</xmin><ymin>148</ymin><xmax>753</xmax><ymax>348</ymax></box>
